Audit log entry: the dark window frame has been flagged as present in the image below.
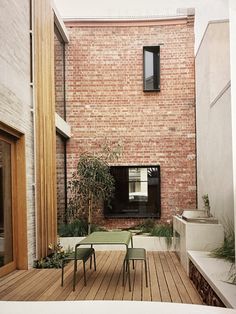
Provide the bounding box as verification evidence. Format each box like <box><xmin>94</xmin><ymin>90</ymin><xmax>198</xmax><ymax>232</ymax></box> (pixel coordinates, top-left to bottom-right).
<box><xmin>143</xmin><ymin>46</ymin><xmax>160</xmax><ymax>92</ymax></box>
<box><xmin>104</xmin><ymin>165</ymin><xmax>161</xmax><ymax>219</ymax></box>
<box><xmin>54</xmin><ymin>24</ymin><xmax>67</xmax><ymax>121</ymax></box>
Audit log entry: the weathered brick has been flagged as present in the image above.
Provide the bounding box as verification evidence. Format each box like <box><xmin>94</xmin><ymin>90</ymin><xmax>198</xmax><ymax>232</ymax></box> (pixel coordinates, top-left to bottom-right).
<box><xmin>64</xmin><ymin>18</ymin><xmax>196</xmax><ymax>228</ymax></box>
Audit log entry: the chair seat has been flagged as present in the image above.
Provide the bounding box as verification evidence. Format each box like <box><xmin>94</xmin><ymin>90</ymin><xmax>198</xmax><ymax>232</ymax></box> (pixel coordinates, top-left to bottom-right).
<box><xmin>65</xmin><ymin>247</ymin><xmax>94</xmax><ymax>261</ymax></box>
<box><xmin>126</xmin><ymin>248</ymin><xmax>146</xmax><ymax>260</ymax></box>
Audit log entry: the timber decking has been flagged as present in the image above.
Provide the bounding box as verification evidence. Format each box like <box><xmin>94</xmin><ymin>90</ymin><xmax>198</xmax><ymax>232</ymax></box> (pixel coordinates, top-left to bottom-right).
<box><xmin>0</xmin><ymin>252</ymin><xmax>202</xmax><ymax>303</ymax></box>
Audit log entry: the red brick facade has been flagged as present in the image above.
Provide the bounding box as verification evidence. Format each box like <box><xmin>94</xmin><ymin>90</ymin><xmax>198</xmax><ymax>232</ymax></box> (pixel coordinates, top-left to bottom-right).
<box><xmin>65</xmin><ymin>17</ymin><xmax>196</xmax><ymax>228</ymax></box>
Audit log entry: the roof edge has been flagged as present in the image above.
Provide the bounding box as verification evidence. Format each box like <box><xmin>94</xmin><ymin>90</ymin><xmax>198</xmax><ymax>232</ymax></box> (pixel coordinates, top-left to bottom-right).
<box><xmin>196</xmin><ymin>19</ymin><xmax>229</xmax><ymax>57</ymax></box>
<box><xmin>63</xmin><ymin>15</ymin><xmax>190</xmax><ymax>23</ymax></box>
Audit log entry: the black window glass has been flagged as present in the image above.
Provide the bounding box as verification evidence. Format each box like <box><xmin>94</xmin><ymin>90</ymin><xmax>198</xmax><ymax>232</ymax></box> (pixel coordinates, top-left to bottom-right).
<box><xmin>143</xmin><ymin>46</ymin><xmax>160</xmax><ymax>91</ymax></box>
<box><xmin>104</xmin><ymin>166</ymin><xmax>161</xmax><ymax>218</ymax></box>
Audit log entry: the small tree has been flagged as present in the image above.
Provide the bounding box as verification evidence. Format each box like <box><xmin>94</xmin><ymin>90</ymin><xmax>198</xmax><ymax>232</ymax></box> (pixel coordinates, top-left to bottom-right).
<box><xmin>67</xmin><ymin>147</ymin><xmax>119</xmax><ymax>234</ymax></box>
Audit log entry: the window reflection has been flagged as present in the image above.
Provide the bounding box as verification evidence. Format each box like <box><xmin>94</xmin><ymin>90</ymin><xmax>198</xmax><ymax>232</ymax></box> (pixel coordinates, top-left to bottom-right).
<box><xmin>143</xmin><ymin>46</ymin><xmax>160</xmax><ymax>91</ymax></box>
<box><xmin>105</xmin><ymin>166</ymin><xmax>161</xmax><ymax>218</ymax></box>
<box><xmin>129</xmin><ymin>168</ymin><xmax>148</xmax><ymax>202</ymax></box>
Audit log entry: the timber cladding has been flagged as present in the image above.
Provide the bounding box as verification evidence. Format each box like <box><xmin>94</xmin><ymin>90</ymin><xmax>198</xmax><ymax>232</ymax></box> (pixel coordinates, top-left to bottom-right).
<box><xmin>33</xmin><ymin>0</ymin><xmax>57</xmax><ymax>258</ymax></box>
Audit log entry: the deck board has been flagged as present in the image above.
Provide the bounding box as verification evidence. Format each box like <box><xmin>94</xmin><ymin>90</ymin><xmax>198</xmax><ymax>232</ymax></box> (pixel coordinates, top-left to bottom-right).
<box><xmin>0</xmin><ymin>251</ymin><xmax>202</xmax><ymax>303</ymax></box>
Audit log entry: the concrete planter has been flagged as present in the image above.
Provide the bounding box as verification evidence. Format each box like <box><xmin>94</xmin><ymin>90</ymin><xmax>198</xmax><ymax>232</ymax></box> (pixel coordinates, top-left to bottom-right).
<box><xmin>60</xmin><ymin>235</ymin><xmax>174</xmax><ymax>251</ymax></box>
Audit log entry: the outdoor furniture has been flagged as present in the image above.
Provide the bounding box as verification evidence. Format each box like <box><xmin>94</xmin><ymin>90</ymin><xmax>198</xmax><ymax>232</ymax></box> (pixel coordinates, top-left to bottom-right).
<box><xmin>61</xmin><ymin>247</ymin><xmax>96</xmax><ymax>287</ymax></box>
<box><xmin>73</xmin><ymin>231</ymin><xmax>133</xmax><ymax>290</ymax></box>
<box><xmin>123</xmin><ymin>247</ymin><xmax>148</xmax><ymax>291</ymax></box>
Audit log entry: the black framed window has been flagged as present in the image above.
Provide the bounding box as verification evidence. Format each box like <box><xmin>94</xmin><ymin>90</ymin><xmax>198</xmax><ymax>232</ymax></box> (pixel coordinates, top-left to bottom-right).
<box><xmin>143</xmin><ymin>46</ymin><xmax>160</xmax><ymax>92</ymax></box>
<box><xmin>54</xmin><ymin>25</ymin><xmax>66</xmax><ymax>120</ymax></box>
<box><xmin>104</xmin><ymin>166</ymin><xmax>161</xmax><ymax>218</ymax></box>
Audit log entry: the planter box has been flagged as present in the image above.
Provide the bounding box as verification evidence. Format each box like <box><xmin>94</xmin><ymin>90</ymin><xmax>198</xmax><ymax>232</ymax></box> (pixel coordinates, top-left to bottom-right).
<box><xmin>60</xmin><ymin>235</ymin><xmax>174</xmax><ymax>252</ymax></box>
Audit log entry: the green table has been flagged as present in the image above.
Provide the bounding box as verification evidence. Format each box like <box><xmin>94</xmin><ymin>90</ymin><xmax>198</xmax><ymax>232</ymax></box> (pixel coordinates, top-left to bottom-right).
<box><xmin>73</xmin><ymin>231</ymin><xmax>133</xmax><ymax>290</ymax></box>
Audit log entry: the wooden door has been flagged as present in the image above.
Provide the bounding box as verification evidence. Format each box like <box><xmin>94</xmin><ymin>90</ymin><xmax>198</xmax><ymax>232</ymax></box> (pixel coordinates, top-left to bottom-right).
<box><xmin>0</xmin><ymin>134</ymin><xmax>16</xmax><ymax>275</ymax></box>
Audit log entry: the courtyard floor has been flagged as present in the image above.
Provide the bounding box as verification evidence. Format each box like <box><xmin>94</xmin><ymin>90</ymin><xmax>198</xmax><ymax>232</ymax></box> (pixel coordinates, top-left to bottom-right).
<box><xmin>0</xmin><ymin>251</ymin><xmax>202</xmax><ymax>303</ymax></box>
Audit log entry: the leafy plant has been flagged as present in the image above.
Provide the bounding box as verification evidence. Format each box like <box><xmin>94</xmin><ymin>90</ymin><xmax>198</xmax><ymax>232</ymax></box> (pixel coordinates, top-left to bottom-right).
<box><xmin>150</xmin><ymin>224</ymin><xmax>173</xmax><ymax>237</ymax></box>
<box><xmin>67</xmin><ymin>143</ymin><xmax>121</xmax><ymax>234</ymax></box>
<box><xmin>58</xmin><ymin>219</ymin><xmax>106</xmax><ymax>237</ymax></box>
<box><xmin>202</xmin><ymin>194</ymin><xmax>210</xmax><ymax>216</ymax></box>
<box><xmin>139</xmin><ymin>218</ymin><xmax>156</xmax><ymax>233</ymax></box>
<box><xmin>33</xmin><ymin>242</ymin><xmax>71</xmax><ymax>269</ymax></box>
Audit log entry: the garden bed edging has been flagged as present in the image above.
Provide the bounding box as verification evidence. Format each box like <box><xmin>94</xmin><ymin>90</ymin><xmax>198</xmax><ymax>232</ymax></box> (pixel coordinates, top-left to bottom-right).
<box><xmin>60</xmin><ymin>235</ymin><xmax>174</xmax><ymax>251</ymax></box>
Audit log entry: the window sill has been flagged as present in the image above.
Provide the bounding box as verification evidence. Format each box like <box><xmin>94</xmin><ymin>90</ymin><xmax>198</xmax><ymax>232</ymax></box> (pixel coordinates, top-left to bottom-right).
<box><xmin>104</xmin><ymin>213</ymin><xmax>160</xmax><ymax>219</ymax></box>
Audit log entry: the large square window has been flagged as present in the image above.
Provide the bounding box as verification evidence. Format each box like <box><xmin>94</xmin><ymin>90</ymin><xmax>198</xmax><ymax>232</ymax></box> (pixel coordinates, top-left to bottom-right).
<box><xmin>143</xmin><ymin>46</ymin><xmax>160</xmax><ymax>92</ymax></box>
<box><xmin>104</xmin><ymin>166</ymin><xmax>161</xmax><ymax>218</ymax></box>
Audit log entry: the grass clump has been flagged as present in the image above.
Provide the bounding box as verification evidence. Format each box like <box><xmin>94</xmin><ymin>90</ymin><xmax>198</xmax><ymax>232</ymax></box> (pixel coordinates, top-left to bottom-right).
<box><xmin>211</xmin><ymin>226</ymin><xmax>235</xmax><ymax>263</ymax></box>
<box><xmin>210</xmin><ymin>222</ymin><xmax>235</xmax><ymax>285</ymax></box>
<box><xmin>139</xmin><ymin>218</ymin><xmax>156</xmax><ymax>233</ymax></box>
<box><xmin>150</xmin><ymin>224</ymin><xmax>173</xmax><ymax>237</ymax></box>
<box><xmin>58</xmin><ymin>219</ymin><xmax>106</xmax><ymax>237</ymax></box>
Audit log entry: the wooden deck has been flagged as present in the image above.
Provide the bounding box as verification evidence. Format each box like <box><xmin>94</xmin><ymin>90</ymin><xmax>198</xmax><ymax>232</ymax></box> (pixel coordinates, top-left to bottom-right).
<box><xmin>0</xmin><ymin>251</ymin><xmax>202</xmax><ymax>303</ymax></box>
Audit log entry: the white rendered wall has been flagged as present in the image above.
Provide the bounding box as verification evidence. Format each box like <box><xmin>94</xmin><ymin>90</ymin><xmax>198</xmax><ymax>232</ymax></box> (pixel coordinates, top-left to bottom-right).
<box><xmin>229</xmin><ymin>0</ymin><xmax>236</xmax><ymax>263</ymax></box>
<box><xmin>196</xmin><ymin>21</ymin><xmax>234</xmax><ymax>224</ymax></box>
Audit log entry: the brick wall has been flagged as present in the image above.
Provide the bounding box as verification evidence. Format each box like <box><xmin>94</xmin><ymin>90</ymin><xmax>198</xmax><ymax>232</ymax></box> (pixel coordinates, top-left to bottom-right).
<box><xmin>65</xmin><ymin>17</ymin><xmax>196</xmax><ymax>228</ymax></box>
<box><xmin>56</xmin><ymin>133</ymin><xmax>66</xmax><ymax>225</ymax></box>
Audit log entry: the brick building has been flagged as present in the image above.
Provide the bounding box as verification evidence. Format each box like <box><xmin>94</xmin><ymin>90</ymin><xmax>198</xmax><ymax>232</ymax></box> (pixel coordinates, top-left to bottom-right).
<box><xmin>63</xmin><ymin>15</ymin><xmax>196</xmax><ymax>229</ymax></box>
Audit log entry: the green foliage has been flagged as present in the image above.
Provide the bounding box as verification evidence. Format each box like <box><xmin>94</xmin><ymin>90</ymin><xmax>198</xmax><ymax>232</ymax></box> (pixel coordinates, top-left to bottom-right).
<box><xmin>150</xmin><ymin>224</ymin><xmax>173</xmax><ymax>237</ymax></box>
<box><xmin>150</xmin><ymin>223</ymin><xmax>173</xmax><ymax>248</ymax></box>
<box><xmin>33</xmin><ymin>242</ymin><xmax>71</xmax><ymax>269</ymax></box>
<box><xmin>139</xmin><ymin>219</ymin><xmax>156</xmax><ymax>233</ymax></box>
<box><xmin>202</xmin><ymin>194</ymin><xmax>210</xmax><ymax>209</ymax></box>
<box><xmin>67</xmin><ymin>143</ymin><xmax>121</xmax><ymax>233</ymax></box>
<box><xmin>59</xmin><ymin>219</ymin><xmax>88</xmax><ymax>237</ymax></box>
<box><xmin>58</xmin><ymin>219</ymin><xmax>106</xmax><ymax>237</ymax></box>
<box><xmin>210</xmin><ymin>222</ymin><xmax>235</xmax><ymax>285</ymax></box>
<box><xmin>211</xmin><ymin>225</ymin><xmax>235</xmax><ymax>263</ymax></box>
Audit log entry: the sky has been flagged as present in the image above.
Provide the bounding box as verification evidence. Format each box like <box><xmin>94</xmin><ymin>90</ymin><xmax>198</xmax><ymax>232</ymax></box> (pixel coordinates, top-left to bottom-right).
<box><xmin>54</xmin><ymin>0</ymin><xmax>229</xmax><ymax>53</ymax></box>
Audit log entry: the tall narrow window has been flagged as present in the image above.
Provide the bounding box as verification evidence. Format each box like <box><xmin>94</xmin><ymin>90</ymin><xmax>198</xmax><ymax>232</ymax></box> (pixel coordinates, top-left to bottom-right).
<box><xmin>143</xmin><ymin>46</ymin><xmax>160</xmax><ymax>92</ymax></box>
<box><xmin>54</xmin><ymin>25</ymin><xmax>66</xmax><ymax>120</ymax></box>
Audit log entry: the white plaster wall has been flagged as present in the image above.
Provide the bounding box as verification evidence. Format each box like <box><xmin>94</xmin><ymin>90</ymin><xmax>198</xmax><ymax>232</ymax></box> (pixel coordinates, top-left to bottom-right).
<box><xmin>229</xmin><ymin>0</ymin><xmax>236</xmax><ymax>263</ymax></box>
<box><xmin>196</xmin><ymin>21</ymin><xmax>234</xmax><ymax>224</ymax></box>
<box><xmin>0</xmin><ymin>1</ymin><xmax>36</xmax><ymax>266</ymax></box>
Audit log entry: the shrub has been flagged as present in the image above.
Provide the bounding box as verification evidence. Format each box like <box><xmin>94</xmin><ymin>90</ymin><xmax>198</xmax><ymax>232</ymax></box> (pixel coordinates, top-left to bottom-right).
<box><xmin>211</xmin><ymin>226</ymin><xmax>235</xmax><ymax>263</ymax></box>
<box><xmin>210</xmin><ymin>222</ymin><xmax>235</xmax><ymax>285</ymax></box>
<box><xmin>33</xmin><ymin>242</ymin><xmax>71</xmax><ymax>269</ymax></box>
<box><xmin>58</xmin><ymin>219</ymin><xmax>106</xmax><ymax>237</ymax></box>
<box><xmin>150</xmin><ymin>224</ymin><xmax>173</xmax><ymax>237</ymax></box>
<box><xmin>139</xmin><ymin>219</ymin><xmax>156</xmax><ymax>233</ymax></box>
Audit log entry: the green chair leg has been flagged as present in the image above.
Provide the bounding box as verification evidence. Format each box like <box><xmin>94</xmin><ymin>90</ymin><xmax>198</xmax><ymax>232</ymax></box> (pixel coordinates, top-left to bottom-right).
<box><xmin>83</xmin><ymin>261</ymin><xmax>86</xmax><ymax>286</ymax></box>
<box><xmin>144</xmin><ymin>259</ymin><xmax>148</xmax><ymax>287</ymax></box>
<box><xmin>127</xmin><ymin>260</ymin><xmax>131</xmax><ymax>292</ymax></box>
<box><xmin>123</xmin><ymin>248</ymin><xmax>148</xmax><ymax>291</ymax></box>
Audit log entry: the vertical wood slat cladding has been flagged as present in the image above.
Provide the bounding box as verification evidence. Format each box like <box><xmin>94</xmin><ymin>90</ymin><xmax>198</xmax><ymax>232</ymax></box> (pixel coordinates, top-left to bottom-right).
<box><xmin>33</xmin><ymin>0</ymin><xmax>57</xmax><ymax>258</ymax></box>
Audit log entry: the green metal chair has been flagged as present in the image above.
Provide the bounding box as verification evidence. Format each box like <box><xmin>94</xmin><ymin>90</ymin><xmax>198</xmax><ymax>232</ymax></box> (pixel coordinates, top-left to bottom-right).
<box><xmin>122</xmin><ymin>248</ymin><xmax>148</xmax><ymax>291</ymax></box>
<box><xmin>61</xmin><ymin>247</ymin><xmax>96</xmax><ymax>288</ymax></box>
